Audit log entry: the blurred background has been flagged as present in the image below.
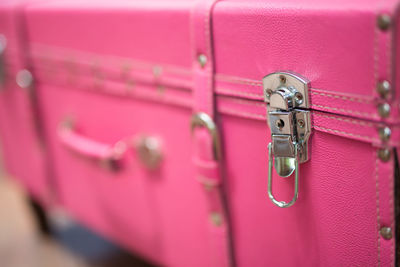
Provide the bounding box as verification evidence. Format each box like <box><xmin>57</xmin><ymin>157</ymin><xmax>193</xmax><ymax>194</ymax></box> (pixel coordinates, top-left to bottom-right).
<box><xmin>0</xmin><ymin>153</ymin><xmax>156</xmax><ymax>267</ymax></box>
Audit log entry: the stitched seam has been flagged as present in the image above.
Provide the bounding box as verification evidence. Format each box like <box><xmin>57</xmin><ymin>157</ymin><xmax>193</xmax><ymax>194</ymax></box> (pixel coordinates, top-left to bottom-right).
<box><xmin>389</xmin><ymin>153</ymin><xmax>394</xmax><ymax>267</ymax></box>
<box><xmin>31</xmin><ymin>45</ymin><xmax>192</xmax><ymax>76</ymax></box>
<box><xmin>310</xmin><ymin>91</ymin><xmax>372</xmax><ymax>104</ymax></box>
<box><xmin>312</xmin><ymin>113</ymin><xmax>376</xmax><ymax>127</ymax></box>
<box><xmin>219</xmin><ymin>107</ymin><xmax>266</xmax><ymax>120</ymax></box>
<box><xmin>376</xmin><ymin>153</ymin><xmax>381</xmax><ymax>267</ymax></box>
<box><xmin>313</xmin><ymin>125</ymin><xmax>376</xmax><ymax>141</ymax></box>
<box><xmin>216</xmin><ymin>75</ymin><xmax>262</xmax><ymax>87</ymax></box>
<box><xmin>311</xmin><ymin>104</ymin><xmax>376</xmax><ymax>117</ymax></box>
<box><xmin>217</xmin><ymin>87</ymin><xmax>263</xmax><ymax>98</ymax></box>
<box><xmin>219</xmin><ymin>97</ymin><xmax>266</xmax><ymax>108</ymax></box>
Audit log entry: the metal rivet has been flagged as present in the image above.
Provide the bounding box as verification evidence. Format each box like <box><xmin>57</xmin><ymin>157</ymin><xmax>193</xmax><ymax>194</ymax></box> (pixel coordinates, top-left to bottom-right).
<box><xmin>279</xmin><ymin>75</ymin><xmax>286</xmax><ymax>84</ymax></box>
<box><xmin>378</xmin><ymin>127</ymin><xmax>391</xmax><ymax>142</ymax></box>
<box><xmin>377</xmin><ymin>80</ymin><xmax>391</xmax><ymax>98</ymax></box>
<box><xmin>377</xmin><ymin>103</ymin><xmax>391</xmax><ymax>118</ymax></box>
<box><xmin>135</xmin><ymin>136</ymin><xmax>162</xmax><ymax>170</ymax></box>
<box><xmin>275</xmin><ymin>119</ymin><xmax>285</xmax><ymax>130</ymax></box>
<box><xmin>16</xmin><ymin>69</ymin><xmax>33</xmax><ymax>89</ymax></box>
<box><xmin>380</xmin><ymin>226</ymin><xmax>393</xmax><ymax>240</ymax></box>
<box><xmin>210</xmin><ymin>212</ymin><xmax>223</xmax><ymax>226</ymax></box>
<box><xmin>294</xmin><ymin>92</ymin><xmax>303</xmax><ymax>105</ymax></box>
<box><xmin>197</xmin><ymin>54</ymin><xmax>207</xmax><ymax>68</ymax></box>
<box><xmin>298</xmin><ymin>119</ymin><xmax>305</xmax><ymax>128</ymax></box>
<box><xmin>378</xmin><ymin>148</ymin><xmax>391</xmax><ymax>162</ymax></box>
<box><xmin>377</xmin><ymin>14</ymin><xmax>391</xmax><ymax>31</ymax></box>
<box><xmin>265</xmin><ymin>89</ymin><xmax>273</xmax><ymax>98</ymax></box>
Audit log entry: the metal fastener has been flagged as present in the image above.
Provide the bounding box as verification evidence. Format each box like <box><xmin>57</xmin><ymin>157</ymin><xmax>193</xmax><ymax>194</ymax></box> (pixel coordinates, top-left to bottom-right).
<box><xmin>265</xmin><ymin>88</ymin><xmax>273</xmax><ymax>99</ymax></box>
<box><xmin>380</xmin><ymin>226</ymin><xmax>393</xmax><ymax>240</ymax></box>
<box><xmin>197</xmin><ymin>54</ymin><xmax>207</xmax><ymax>68</ymax></box>
<box><xmin>294</xmin><ymin>92</ymin><xmax>303</xmax><ymax>105</ymax></box>
<box><xmin>135</xmin><ymin>136</ymin><xmax>162</xmax><ymax>170</ymax></box>
<box><xmin>377</xmin><ymin>14</ymin><xmax>391</xmax><ymax>31</ymax></box>
<box><xmin>377</xmin><ymin>103</ymin><xmax>390</xmax><ymax>118</ymax></box>
<box><xmin>275</xmin><ymin>119</ymin><xmax>285</xmax><ymax>130</ymax></box>
<box><xmin>378</xmin><ymin>148</ymin><xmax>391</xmax><ymax>162</ymax></box>
<box><xmin>378</xmin><ymin>127</ymin><xmax>391</xmax><ymax>142</ymax></box>
<box><xmin>16</xmin><ymin>69</ymin><xmax>33</xmax><ymax>89</ymax></box>
<box><xmin>210</xmin><ymin>212</ymin><xmax>223</xmax><ymax>226</ymax></box>
<box><xmin>377</xmin><ymin>80</ymin><xmax>391</xmax><ymax>98</ymax></box>
<box><xmin>298</xmin><ymin>119</ymin><xmax>305</xmax><ymax>128</ymax></box>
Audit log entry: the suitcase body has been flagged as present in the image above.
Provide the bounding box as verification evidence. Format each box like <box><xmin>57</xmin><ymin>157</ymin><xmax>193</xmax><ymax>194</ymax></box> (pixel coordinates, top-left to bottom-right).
<box><xmin>0</xmin><ymin>0</ymin><xmax>49</xmax><ymax>204</ymax></box>
<box><xmin>1</xmin><ymin>0</ymin><xmax>400</xmax><ymax>266</ymax></box>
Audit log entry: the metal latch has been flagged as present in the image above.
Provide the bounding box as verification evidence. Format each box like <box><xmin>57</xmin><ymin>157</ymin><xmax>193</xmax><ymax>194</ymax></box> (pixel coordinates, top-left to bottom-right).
<box><xmin>263</xmin><ymin>72</ymin><xmax>312</xmax><ymax>208</ymax></box>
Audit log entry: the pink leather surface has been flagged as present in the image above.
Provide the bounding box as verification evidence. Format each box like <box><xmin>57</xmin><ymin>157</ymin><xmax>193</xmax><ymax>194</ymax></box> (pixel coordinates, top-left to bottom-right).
<box><xmin>0</xmin><ymin>0</ymin><xmax>49</xmax><ymax>204</ymax></box>
<box><xmin>38</xmin><ymin>84</ymin><xmax>221</xmax><ymax>267</ymax></box>
<box><xmin>0</xmin><ymin>0</ymin><xmax>397</xmax><ymax>266</ymax></box>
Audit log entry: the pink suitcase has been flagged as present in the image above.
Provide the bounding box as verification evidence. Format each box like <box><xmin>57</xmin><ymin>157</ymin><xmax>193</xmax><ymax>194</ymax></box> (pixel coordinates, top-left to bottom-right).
<box><xmin>1</xmin><ymin>0</ymin><xmax>400</xmax><ymax>266</ymax></box>
<box><xmin>0</xmin><ymin>0</ymin><xmax>49</xmax><ymax>205</ymax></box>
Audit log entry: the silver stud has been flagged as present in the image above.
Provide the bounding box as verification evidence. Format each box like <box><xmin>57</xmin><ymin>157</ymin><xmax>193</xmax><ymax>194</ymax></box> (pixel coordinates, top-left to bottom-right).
<box><xmin>378</xmin><ymin>148</ymin><xmax>391</xmax><ymax>162</ymax></box>
<box><xmin>377</xmin><ymin>80</ymin><xmax>391</xmax><ymax>99</ymax></box>
<box><xmin>294</xmin><ymin>92</ymin><xmax>304</xmax><ymax>105</ymax></box>
<box><xmin>16</xmin><ymin>69</ymin><xmax>33</xmax><ymax>89</ymax></box>
<box><xmin>197</xmin><ymin>54</ymin><xmax>207</xmax><ymax>68</ymax></box>
<box><xmin>275</xmin><ymin>119</ymin><xmax>285</xmax><ymax>130</ymax></box>
<box><xmin>210</xmin><ymin>212</ymin><xmax>223</xmax><ymax>226</ymax></box>
<box><xmin>377</xmin><ymin>14</ymin><xmax>391</xmax><ymax>31</ymax></box>
<box><xmin>377</xmin><ymin>103</ymin><xmax>390</xmax><ymax>118</ymax></box>
<box><xmin>378</xmin><ymin>127</ymin><xmax>391</xmax><ymax>142</ymax></box>
<box><xmin>135</xmin><ymin>136</ymin><xmax>162</xmax><ymax>170</ymax></box>
<box><xmin>380</xmin><ymin>226</ymin><xmax>393</xmax><ymax>240</ymax></box>
<box><xmin>265</xmin><ymin>89</ymin><xmax>273</xmax><ymax>99</ymax></box>
<box><xmin>298</xmin><ymin>119</ymin><xmax>305</xmax><ymax>128</ymax></box>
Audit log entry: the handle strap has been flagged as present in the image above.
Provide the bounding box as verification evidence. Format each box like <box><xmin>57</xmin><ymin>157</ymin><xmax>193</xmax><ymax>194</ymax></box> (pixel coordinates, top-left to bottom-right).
<box><xmin>191</xmin><ymin>1</ymin><xmax>234</xmax><ymax>267</ymax></box>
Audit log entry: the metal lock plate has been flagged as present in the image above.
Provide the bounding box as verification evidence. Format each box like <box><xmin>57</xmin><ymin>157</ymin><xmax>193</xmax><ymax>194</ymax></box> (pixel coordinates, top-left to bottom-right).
<box><xmin>263</xmin><ymin>71</ymin><xmax>312</xmax><ymax>208</ymax></box>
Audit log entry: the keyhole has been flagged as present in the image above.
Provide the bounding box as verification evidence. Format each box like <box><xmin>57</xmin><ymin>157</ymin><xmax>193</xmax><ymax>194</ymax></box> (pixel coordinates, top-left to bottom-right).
<box><xmin>275</xmin><ymin>119</ymin><xmax>285</xmax><ymax>130</ymax></box>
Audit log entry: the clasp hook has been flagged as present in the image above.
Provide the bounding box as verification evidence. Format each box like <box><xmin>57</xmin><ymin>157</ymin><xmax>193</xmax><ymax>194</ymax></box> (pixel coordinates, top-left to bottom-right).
<box><xmin>268</xmin><ymin>142</ymin><xmax>299</xmax><ymax>208</ymax></box>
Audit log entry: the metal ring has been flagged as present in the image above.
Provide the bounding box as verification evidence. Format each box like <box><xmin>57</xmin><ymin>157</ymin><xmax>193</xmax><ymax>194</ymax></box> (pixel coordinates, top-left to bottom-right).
<box><xmin>190</xmin><ymin>112</ymin><xmax>221</xmax><ymax>161</ymax></box>
<box><xmin>267</xmin><ymin>142</ymin><xmax>299</xmax><ymax>208</ymax></box>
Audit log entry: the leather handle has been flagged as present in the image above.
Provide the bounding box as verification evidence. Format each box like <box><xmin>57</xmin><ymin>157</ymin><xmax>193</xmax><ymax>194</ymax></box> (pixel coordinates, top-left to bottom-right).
<box><xmin>57</xmin><ymin>118</ymin><xmax>127</xmax><ymax>169</ymax></box>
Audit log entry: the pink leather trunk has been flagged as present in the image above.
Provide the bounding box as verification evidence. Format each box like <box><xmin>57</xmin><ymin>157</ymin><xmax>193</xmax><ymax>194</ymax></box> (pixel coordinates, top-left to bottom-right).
<box><xmin>1</xmin><ymin>0</ymin><xmax>400</xmax><ymax>266</ymax></box>
<box><xmin>0</xmin><ymin>0</ymin><xmax>49</xmax><ymax>204</ymax></box>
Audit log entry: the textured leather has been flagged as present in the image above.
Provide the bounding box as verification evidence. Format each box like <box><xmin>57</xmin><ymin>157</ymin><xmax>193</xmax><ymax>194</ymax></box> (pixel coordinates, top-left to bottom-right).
<box><xmin>0</xmin><ymin>0</ymin><xmax>398</xmax><ymax>267</ymax></box>
<box><xmin>0</xmin><ymin>0</ymin><xmax>49</xmax><ymax>204</ymax></box>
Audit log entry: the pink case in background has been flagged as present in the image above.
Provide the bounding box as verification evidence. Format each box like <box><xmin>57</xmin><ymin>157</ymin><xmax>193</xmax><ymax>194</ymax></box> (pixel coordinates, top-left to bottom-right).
<box><xmin>1</xmin><ymin>0</ymin><xmax>400</xmax><ymax>266</ymax></box>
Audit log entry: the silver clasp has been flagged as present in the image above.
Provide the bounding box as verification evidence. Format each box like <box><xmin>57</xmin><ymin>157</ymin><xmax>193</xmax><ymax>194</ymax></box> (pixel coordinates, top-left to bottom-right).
<box><xmin>263</xmin><ymin>72</ymin><xmax>312</xmax><ymax>208</ymax></box>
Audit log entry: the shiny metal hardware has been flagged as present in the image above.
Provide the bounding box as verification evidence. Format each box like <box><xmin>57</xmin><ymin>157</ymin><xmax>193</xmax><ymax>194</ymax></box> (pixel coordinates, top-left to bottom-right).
<box><xmin>263</xmin><ymin>72</ymin><xmax>312</xmax><ymax>208</ymax></box>
<box><xmin>377</xmin><ymin>14</ymin><xmax>391</xmax><ymax>31</ymax></box>
<box><xmin>209</xmin><ymin>212</ymin><xmax>223</xmax><ymax>226</ymax></box>
<box><xmin>135</xmin><ymin>136</ymin><xmax>163</xmax><ymax>170</ymax></box>
<box><xmin>377</xmin><ymin>103</ymin><xmax>391</xmax><ymax>118</ymax></box>
<box><xmin>0</xmin><ymin>34</ymin><xmax>7</xmax><ymax>87</ymax></box>
<box><xmin>377</xmin><ymin>80</ymin><xmax>391</xmax><ymax>99</ymax></box>
<box><xmin>16</xmin><ymin>69</ymin><xmax>33</xmax><ymax>89</ymax></box>
<box><xmin>380</xmin><ymin>226</ymin><xmax>393</xmax><ymax>240</ymax></box>
<box><xmin>190</xmin><ymin>112</ymin><xmax>221</xmax><ymax>161</ymax></box>
<box><xmin>378</xmin><ymin>126</ymin><xmax>391</xmax><ymax>142</ymax></box>
<box><xmin>378</xmin><ymin>148</ymin><xmax>391</xmax><ymax>162</ymax></box>
<box><xmin>197</xmin><ymin>54</ymin><xmax>207</xmax><ymax>68</ymax></box>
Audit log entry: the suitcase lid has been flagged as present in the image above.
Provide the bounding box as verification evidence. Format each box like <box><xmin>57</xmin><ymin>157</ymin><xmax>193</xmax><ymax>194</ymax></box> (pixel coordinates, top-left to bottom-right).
<box><xmin>22</xmin><ymin>0</ymin><xmax>400</xmax><ymax>146</ymax></box>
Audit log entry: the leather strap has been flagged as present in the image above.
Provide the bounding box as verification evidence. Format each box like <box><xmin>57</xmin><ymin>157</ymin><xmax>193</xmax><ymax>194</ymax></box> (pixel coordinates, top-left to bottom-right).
<box><xmin>191</xmin><ymin>1</ymin><xmax>233</xmax><ymax>267</ymax></box>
